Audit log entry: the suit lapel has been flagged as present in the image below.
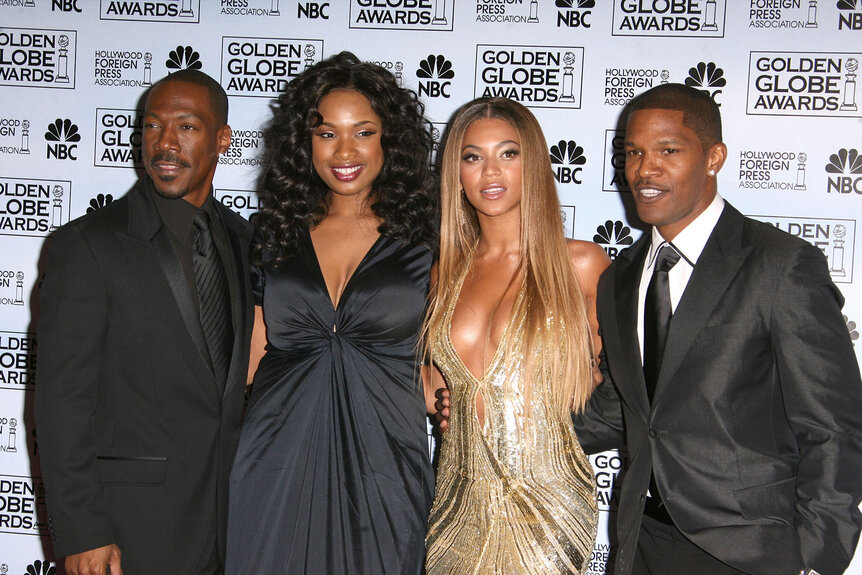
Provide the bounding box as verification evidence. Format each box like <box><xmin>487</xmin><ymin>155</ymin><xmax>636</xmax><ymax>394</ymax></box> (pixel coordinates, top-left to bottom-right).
<box><xmin>654</xmin><ymin>204</ymin><xmax>752</xmax><ymax>402</ymax></box>
<box><xmin>126</xmin><ymin>182</ymin><xmax>220</xmax><ymax>399</ymax></box>
<box><xmin>612</xmin><ymin>235</ymin><xmax>652</xmax><ymax>421</ymax></box>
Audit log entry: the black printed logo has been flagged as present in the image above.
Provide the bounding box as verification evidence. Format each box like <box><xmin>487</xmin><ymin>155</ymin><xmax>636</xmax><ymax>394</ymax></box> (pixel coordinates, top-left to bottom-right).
<box><xmin>593</xmin><ymin>220</ymin><xmax>633</xmax><ymax>260</ymax></box>
<box><xmin>685</xmin><ymin>62</ymin><xmax>726</xmax><ymax>104</ymax></box>
<box><xmin>550</xmin><ymin>140</ymin><xmax>586</xmax><ymax>184</ymax></box>
<box><xmin>416</xmin><ymin>55</ymin><xmax>454</xmax><ymax>99</ymax></box>
<box><xmin>166</xmin><ymin>45</ymin><xmax>202</xmax><ymax>71</ymax></box>
<box><xmin>826</xmin><ymin>148</ymin><xmax>862</xmax><ymax>174</ymax></box>
<box><xmin>45</xmin><ymin>119</ymin><xmax>80</xmax><ymax>161</ymax></box>
<box><xmin>87</xmin><ymin>193</ymin><xmax>115</xmax><ymax>213</ymax></box>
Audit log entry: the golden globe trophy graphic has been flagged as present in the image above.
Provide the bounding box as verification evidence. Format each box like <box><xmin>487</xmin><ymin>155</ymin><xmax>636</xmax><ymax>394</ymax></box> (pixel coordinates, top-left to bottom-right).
<box><xmin>795</xmin><ymin>152</ymin><xmax>807</xmax><ymax>190</ymax></box>
<box><xmin>20</xmin><ymin>120</ymin><xmax>30</xmax><ymax>155</ymax></box>
<box><xmin>304</xmin><ymin>45</ymin><xmax>316</xmax><ymax>70</ymax></box>
<box><xmin>270</xmin><ymin>0</ymin><xmax>281</xmax><ymax>16</ymax></box>
<box><xmin>559</xmin><ymin>52</ymin><xmax>577</xmax><ymax>103</ymax></box>
<box><xmin>832</xmin><ymin>224</ymin><xmax>847</xmax><ymax>278</ymax></box>
<box><xmin>14</xmin><ymin>272</ymin><xmax>24</xmax><ymax>306</ymax></box>
<box><xmin>143</xmin><ymin>52</ymin><xmax>153</xmax><ymax>87</ymax></box>
<box><xmin>661</xmin><ymin>70</ymin><xmax>670</xmax><ymax>84</ymax></box>
<box><xmin>702</xmin><ymin>0</ymin><xmax>718</xmax><ymax>31</ymax></box>
<box><xmin>805</xmin><ymin>0</ymin><xmax>818</xmax><ymax>28</ymax></box>
<box><xmin>433</xmin><ymin>0</ymin><xmax>447</xmax><ymax>25</ymax></box>
<box><xmin>6</xmin><ymin>418</ymin><xmax>16</xmax><ymax>453</ymax></box>
<box><xmin>841</xmin><ymin>58</ymin><xmax>857</xmax><ymax>112</ymax></box>
<box><xmin>395</xmin><ymin>62</ymin><xmax>404</xmax><ymax>86</ymax></box>
<box><xmin>180</xmin><ymin>0</ymin><xmax>194</xmax><ymax>17</ymax></box>
<box><xmin>56</xmin><ymin>35</ymin><xmax>70</xmax><ymax>84</ymax></box>
<box><xmin>50</xmin><ymin>185</ymin><xmax>64</xmax><ymax>231</ymax></box>
<box><xmin>528</xmin><ymin>0</ymin><xmax>539</xmax><ymax>23</ymax></box>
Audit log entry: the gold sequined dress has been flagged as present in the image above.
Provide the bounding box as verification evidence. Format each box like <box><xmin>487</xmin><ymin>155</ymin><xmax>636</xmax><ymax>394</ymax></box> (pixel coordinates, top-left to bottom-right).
<box><xmin>425</xmin><ymin>263</ymin><xmax>598</xmax><ymax>575</ymax></box>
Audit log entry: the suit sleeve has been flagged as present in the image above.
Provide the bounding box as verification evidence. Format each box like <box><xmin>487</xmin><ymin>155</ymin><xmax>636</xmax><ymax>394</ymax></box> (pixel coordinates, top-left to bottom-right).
<box><xmin>572</xmin><ymin>268</ymin><xmax>627</xmax><ymax>453</ymax></box>
<box><xmin>35</xmin><ymin>225</ymin><xmax>115</xmax><ymax>557</ymax></box>
<box><xmin>572</xmin><ymin>347</ymin><xmax>626</xmax><ymax>453</ymax></box>
<box><xmin>772</xmin><ymin>242</ymin><xmax>862</xmax><ymax>574</ymax></box>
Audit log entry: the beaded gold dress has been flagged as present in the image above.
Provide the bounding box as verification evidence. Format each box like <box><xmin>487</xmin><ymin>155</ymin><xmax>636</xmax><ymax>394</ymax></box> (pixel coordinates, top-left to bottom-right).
<box><xmin>425</xmin><ymin>263</ymin><xmax>598</xmax><ymax>575</ymax></box>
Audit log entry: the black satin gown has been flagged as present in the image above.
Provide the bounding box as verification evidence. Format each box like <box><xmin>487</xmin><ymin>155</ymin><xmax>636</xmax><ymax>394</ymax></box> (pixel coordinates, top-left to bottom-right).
<box><xmin>226</xmin><ymin>228</ymin><xmax>434</xmax><ymax>575</ymax></box>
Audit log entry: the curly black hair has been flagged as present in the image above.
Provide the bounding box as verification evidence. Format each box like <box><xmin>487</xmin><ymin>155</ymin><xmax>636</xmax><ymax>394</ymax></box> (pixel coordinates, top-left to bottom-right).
<box><xmin>252</xmin><ymin>51</ymin><xmax>438</xmax><ymax>268</ymax></box>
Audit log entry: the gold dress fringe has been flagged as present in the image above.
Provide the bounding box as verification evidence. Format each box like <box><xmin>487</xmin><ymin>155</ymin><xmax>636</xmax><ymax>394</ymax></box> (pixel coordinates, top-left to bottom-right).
<box><xmin>426</xmin><ymin>264</ymin><xmax>598</xmax><ymax>575</ymax></box>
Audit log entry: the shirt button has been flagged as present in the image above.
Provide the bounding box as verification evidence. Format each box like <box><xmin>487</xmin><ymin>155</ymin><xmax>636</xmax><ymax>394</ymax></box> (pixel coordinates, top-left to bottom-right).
<box><xmin>648</xmin><ymin>428</ymin><xmax>659</xmax><ymax>439</ymax></box>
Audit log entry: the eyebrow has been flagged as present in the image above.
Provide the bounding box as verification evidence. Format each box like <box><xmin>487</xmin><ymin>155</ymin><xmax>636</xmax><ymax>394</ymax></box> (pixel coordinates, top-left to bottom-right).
<box><xmin>624</xmin><ymin>137</ymin><xmax>685</xmax><ymax>147</ymax></box>
<box><xmin>461</xmin><ymin>139</ymin><xmax>520</xmax><ymax>151</ymax></box>
<box><xmin>317</xmin><ymin>119</ymin><xmax>379</xmax><ymax>128</ymax></box>
<box><xmin>143</xmin><ymin>111</ymin><xmax>202</xmax><ymax>121</ymax></box>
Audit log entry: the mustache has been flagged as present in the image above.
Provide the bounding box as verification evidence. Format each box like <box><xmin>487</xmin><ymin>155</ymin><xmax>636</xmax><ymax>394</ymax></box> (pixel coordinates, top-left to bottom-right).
<box><xmin>632</xmin><ymin>179</ymin><xmax>660</xmax><ymax>190</ymax></box>
<box><xmin>149</xmin><ymin>153</ymin><xmax>191</xmax><ymax>168</ymax></box>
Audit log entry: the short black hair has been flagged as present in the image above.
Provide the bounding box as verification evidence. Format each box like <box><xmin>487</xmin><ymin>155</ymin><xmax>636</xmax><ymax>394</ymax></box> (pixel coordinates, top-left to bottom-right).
<box><xmin>149</xmin><ymin>69</ymin><xmax>229</xmax><ymax>126</ymax></box>
<box><xmin>627</xmin><ymin>83</ymin><xmax>721</xmax><ymax>149</ymax></box>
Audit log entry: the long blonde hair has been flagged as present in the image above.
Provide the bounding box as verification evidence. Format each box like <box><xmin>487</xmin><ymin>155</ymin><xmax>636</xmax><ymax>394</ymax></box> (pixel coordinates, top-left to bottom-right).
<box><xmin>424</xmin><ymin>97</ymin><xmax>593</xmax><ymax>415</ymax></box>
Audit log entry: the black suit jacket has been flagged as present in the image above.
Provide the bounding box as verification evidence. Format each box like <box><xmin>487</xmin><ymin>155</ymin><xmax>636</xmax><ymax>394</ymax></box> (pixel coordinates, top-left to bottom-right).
<box><xmin>35</xmin><ymin>180</ymin><xmax>254</xmax><ymax>573</ymax></box>
<box><xmin>574</xmin><ymin>203</ymin><xmax>862</xmax><ymax>575</ymax></box>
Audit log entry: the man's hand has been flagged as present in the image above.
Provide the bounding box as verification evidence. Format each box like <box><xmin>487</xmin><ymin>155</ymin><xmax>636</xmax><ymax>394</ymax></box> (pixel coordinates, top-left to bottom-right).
<box><xmin>434</xmin><ymin>387</ymin><xmax>450</xmax><ymax>431</ymax></box>
<box><xmin>65</xmin><ymin>544</ymin><xmax>122</xmax><ymax>575</ymax></box>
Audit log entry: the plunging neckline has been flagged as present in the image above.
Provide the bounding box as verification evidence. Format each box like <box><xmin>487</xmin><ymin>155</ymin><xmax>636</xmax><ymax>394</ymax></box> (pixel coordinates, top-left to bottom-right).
<box><xmin>446</xmin><ymin>252</ymin><xmax>525</xmax><ymax>385</ymax></box>
<box><xmin>307</xmin><ymin>227</ymin><xmax>383</xmax><ymax>312</ymax></box>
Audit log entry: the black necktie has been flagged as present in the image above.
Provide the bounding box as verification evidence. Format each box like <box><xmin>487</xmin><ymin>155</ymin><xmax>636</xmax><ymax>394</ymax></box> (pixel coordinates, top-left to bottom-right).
<box><xmin>192</xmin><ymin>209</ymin><xmax>233</xmax><ymax>388</ymax></box>
<box><xmin>643</xmin><ymin>244</ymin><xmax>680</xmax><ymax>403</ymax></box>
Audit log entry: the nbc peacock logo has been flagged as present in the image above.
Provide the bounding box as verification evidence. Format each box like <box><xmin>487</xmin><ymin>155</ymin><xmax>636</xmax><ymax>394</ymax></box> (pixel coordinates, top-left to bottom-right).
<box><xmin>838</xmin><ymin>0</ymin><xmax>862</xmax><ymax>30</ymax></box>
<box><xmin>593</xmin><ymin>220</ymin><xmax>634</xmax><ymax>260</ymax></box>
<box><xmin>555</xmin><ymin>0</ymin><xmax>594</xmax><ymax>28</ymax></box>
<box><xmin>87</xmin><ymin>194</ymin><xmax>114</xmax><ymax>213</ymax></box>
<box><xmin>549</xmin><ymin>140</ymin><xmax>586</xmax><ymax>185</ymax></box>
<box><xmin>166</xmin><ymin>45</ymin><xmax>202</xmax><ymax>71</ymax></box>
<box><xmin>416</xmin><ymin>55</ymin><xmax>454</xmax><ymax>99</ymax></box>
<box><xmin>24</xmin><ymin>560</ymin><xmax>55</xmax><ymax>575</ymax></box>
<box><xmin>685</xmin><ymin>62</ymin><xmax>726</xmax><ymax>105</ymax></box>
<box><xmin>45</xmin><ymin>119</ymin><xmax>80</xmax><ymax>161</ymax></box>
<box><xmin>826</xmin><ymin>148</ymin><xmax>862</xmax><ymax>194</ymax></box>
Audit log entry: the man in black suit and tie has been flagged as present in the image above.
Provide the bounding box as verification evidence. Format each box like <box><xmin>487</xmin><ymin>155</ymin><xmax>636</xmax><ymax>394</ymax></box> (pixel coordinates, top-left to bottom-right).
<box><xmin>35</xmin><ymin>70</ymin><xmax>253</xmax><ymax>575</ymax></box>
<box><xmin>572</xmin><ymin>83</ymin><xmax>862</xmax><ymax>575</ymax></box>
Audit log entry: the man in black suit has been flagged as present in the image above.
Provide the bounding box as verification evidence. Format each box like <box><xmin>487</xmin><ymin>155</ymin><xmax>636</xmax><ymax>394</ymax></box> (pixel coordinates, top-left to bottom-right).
<box><xmin>573</xmin><ymin>83</ymin><xmax>862</xmax><ymax>574</ymax></box>
<box><xmin>35</xmin><ymin>70</ymin><xmax>253</xmax><ymax>575</ymax></box>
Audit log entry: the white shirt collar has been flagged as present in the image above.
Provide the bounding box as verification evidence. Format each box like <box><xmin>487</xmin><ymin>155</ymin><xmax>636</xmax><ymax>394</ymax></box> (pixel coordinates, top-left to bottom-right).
<box><xmin>647</xmin><ymin>193</ymin><xmax>725</xmax><ymax>268</ymax></box>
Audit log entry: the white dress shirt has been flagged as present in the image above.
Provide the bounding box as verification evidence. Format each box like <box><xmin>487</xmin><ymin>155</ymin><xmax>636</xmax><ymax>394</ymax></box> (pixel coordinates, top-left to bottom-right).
<box><xmin>636</xmin><ymin>194</ymin><xmax>725</xmax><ymax>363</ymax></box>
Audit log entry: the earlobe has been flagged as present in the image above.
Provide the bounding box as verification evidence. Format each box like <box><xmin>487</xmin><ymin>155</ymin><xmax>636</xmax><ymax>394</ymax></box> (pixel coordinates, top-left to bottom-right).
<box><xmin>217</xmin><ymin>125</ymin><xmax>232</xmax><ymax>154</ymax></box>
<box><xmin>708</xmin><ymin>142</ymin><xmax>727</xmax><ymax>175</ymax></box>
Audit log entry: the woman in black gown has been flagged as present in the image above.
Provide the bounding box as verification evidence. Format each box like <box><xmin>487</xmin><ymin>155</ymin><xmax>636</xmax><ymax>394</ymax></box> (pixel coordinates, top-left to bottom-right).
<box><xmin>227</xmin><ymin>52</ymin><xmax>438</xmax><ymax>574</ymax></box>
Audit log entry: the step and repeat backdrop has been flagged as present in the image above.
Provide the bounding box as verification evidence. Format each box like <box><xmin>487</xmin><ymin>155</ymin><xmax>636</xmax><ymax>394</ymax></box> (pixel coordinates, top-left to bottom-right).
<box><xmin>1</xmin><ymin>0</ymin><xmax>861</xmax><ymax>573</ymax></box>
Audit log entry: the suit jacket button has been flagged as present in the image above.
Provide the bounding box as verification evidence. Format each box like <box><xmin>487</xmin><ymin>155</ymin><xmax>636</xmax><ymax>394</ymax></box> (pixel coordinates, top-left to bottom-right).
<box><xmin>648</xmin><ymin>428</ymin><xmax>658</xmax><ymax>438</ymax></box>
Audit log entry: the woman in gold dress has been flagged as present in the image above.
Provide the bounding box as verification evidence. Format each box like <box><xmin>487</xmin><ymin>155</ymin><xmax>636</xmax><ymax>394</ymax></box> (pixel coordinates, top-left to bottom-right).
<box><xmin>423</xmin><ymin>97</ymin><xmax>610</xmax><ymax>574</ymax></box>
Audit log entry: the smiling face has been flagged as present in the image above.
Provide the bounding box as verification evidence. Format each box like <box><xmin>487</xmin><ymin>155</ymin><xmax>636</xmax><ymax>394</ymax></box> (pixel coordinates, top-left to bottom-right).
<box><xmin>142</xmin><ymin>80</ymin><xmax>231</xmax><ymax>207</ymax></box>
<box><xmin>459</xmin><ymin>117</ymin><xmax>523</xmax><ymax>222</ymax></box>
<box><xmin>624</xmin><ymin>108</ymin><xmax>726</xmax><ymax>241</ymax></box>
<box><xmin>311</xmin><ymin>89</ymin><xmax>384</xmax><ymax>201</ymax></box>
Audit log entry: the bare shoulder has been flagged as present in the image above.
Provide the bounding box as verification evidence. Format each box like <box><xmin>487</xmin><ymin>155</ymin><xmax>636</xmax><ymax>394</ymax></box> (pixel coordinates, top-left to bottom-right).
<box><xmin>566</xmin><ymin>239</ymin><xmax>611</xmax><ymax>277</ymax></box>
